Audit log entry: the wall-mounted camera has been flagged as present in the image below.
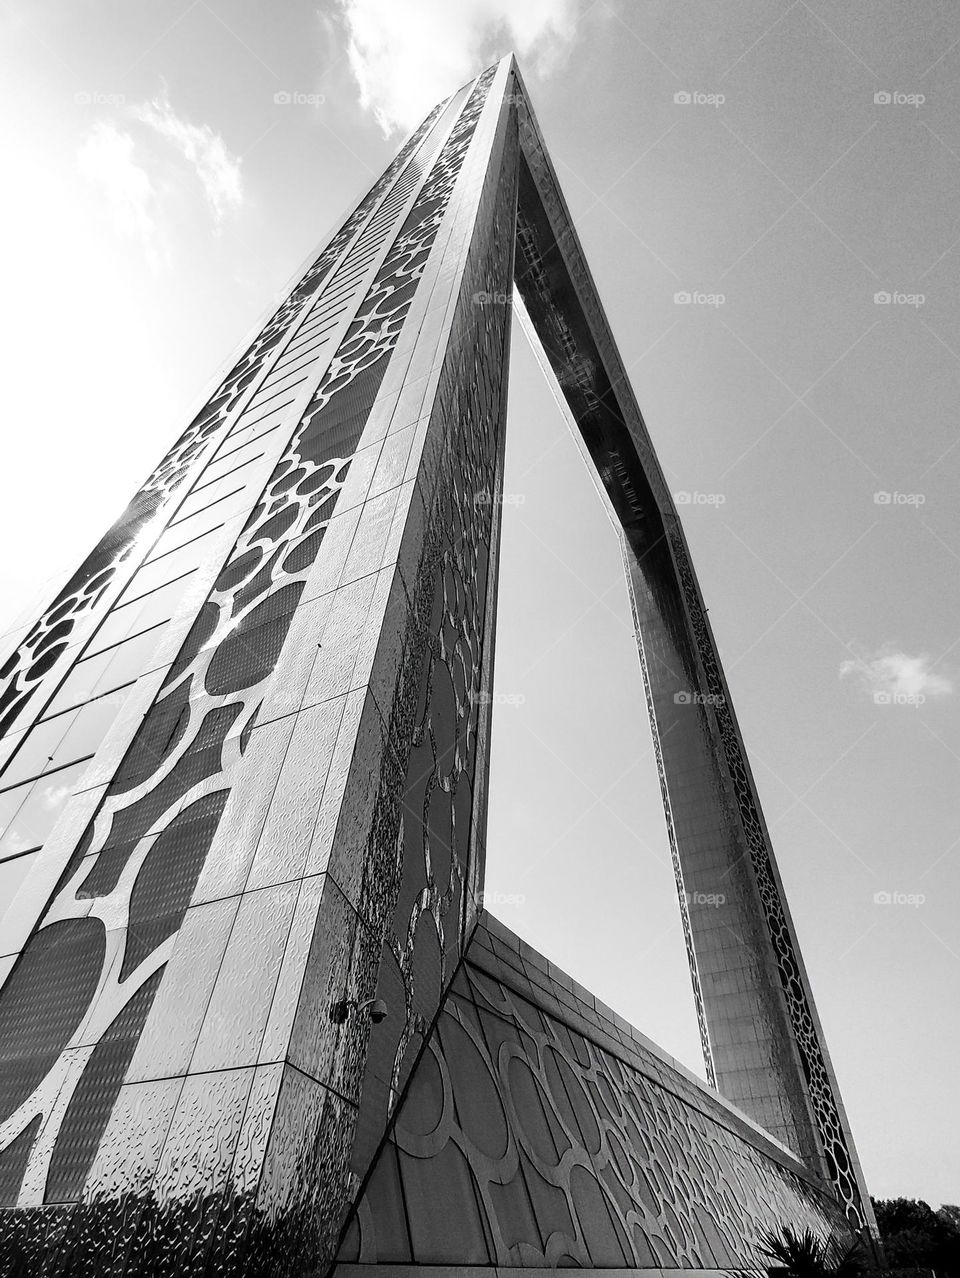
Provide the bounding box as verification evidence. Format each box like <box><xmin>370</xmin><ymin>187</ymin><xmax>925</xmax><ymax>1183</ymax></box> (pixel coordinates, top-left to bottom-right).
<box><xmin>329</xmin><ymin>995</ymin><xmax>389</xmax><ymax>1025</ymax></box>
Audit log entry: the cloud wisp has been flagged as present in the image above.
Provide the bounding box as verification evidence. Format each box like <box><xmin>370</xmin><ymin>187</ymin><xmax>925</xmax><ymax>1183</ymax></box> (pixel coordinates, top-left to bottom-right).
<box><xmin>839</xmin><ymin>646</ymin><xmax>953</xmax><ymax>703</ymax></box>
<box><xmin>77</xmin><ymin>92</ymin><xmax>242</xmax><ymax>270</ymax></box>
<box><xmin>337</xmin><ymin>0</ymin><xmax>580</xmax><ymax>134</ymax></box>
<box><xmin>133</xmin><ymin>92</ymin><xmax>243</xmax><ymax>223</ymax></box>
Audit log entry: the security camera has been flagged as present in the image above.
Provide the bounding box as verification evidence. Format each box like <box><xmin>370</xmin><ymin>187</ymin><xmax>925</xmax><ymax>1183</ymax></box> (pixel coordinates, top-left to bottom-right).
<box><xmin>329</xmin><ymin>995</ymin><xmax>389</xmax><ymax>1025</ymax></box>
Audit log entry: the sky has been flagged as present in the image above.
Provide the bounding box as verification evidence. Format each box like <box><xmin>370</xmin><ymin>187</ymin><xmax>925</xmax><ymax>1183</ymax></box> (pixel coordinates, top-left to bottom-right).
<box><xmin>0</xmin><ymin>0</ymin><xmax>958</xmax><ymax>1208</ymax></box>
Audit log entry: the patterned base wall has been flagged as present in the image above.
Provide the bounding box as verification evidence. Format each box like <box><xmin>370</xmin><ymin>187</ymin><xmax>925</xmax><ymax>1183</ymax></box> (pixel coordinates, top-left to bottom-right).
<box><xmin>337</xmin><ymin>915</ymin><xmax>847</xmax><ymax>1270</ymax></box>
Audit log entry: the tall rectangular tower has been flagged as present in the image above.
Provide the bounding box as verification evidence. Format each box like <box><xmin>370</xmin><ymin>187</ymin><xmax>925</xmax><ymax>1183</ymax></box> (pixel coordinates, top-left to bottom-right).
<box><xmin>0</xmin><ymin>57</ymin><xmax>874</xmax><ymax>1277</ymax></box>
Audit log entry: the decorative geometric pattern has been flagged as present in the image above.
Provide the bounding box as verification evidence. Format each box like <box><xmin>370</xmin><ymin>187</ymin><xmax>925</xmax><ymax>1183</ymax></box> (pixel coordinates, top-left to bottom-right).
<box><xmin>339</xmin><ymin>918</ymin><xmax>846</xmax><ymax>1269</ymax></box>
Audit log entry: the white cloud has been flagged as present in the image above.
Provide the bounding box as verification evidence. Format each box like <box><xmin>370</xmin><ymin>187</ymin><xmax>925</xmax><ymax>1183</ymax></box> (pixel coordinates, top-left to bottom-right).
<box><xmin>77</xmin><ymin>120</ymin><xmax>167</xmax><ymax>270</ymax></box>
<box><xmin>337</xmin><ymin>0</ymin><xmax>580</xmax><ymax>134</ymax></box>
<box><xmin>839</xmin><ymin>647</ymin><xmax>953</xmax><ymax>701</ymax></box>
<box><xmin>134</xmin><ymin>92</ymin><xmax>243</xmax><ymax>223</ymax></box>
<box><xmin>77</xmin><ymin>94</ymin><xmax>242</xmax><ymax>270</ymax></box>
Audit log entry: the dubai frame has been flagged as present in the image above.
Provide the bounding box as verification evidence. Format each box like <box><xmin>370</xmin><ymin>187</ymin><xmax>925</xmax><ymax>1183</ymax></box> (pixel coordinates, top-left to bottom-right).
<box><xmin>0</xmin><ymin>58</ymin><xmax>876</xmax><ymax>1276</ymax></box>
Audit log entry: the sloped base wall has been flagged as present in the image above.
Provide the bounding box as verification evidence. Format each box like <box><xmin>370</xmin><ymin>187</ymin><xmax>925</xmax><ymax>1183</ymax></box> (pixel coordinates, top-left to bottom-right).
<box><xmin>336</xmin><ymin>914</ymin><xmax>847</xmax><ymax>1271</ymax></box>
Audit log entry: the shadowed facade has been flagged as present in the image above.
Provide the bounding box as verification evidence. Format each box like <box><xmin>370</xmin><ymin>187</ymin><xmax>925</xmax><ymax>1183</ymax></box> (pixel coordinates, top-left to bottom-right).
<box><xmin>0</xmin><ymin>56</ymin><xmax>873</xmax><ymax>1276</ymax></box>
